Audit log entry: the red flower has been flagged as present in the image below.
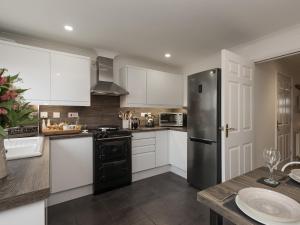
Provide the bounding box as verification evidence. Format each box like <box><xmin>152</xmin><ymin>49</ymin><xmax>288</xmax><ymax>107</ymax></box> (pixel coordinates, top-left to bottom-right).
<box><xmin>0</xmin><ymin>108</ymin><xmax>7</xmax><ymax>115</ymax></box>
<box><xmin>0</xmin><ymin>90</ymin><xmax>18</xmax><ymax>101</ymax></box>
<box><xmin>0</xmin><ymin>76</ymin><xmax>7</xmax><ymax>85</ymax></box>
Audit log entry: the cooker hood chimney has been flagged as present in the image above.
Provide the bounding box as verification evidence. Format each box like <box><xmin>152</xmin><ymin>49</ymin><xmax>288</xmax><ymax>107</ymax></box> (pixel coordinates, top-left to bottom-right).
<box><xmin>91</xmin><ymin>56</ymin><xmax>129</xmax><ymax>96</ymax></box>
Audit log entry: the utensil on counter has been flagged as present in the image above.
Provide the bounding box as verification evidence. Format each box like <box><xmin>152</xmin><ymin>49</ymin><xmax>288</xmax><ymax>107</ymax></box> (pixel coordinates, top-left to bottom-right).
<box><xmin>235</xmin><ymin>187</ymin><xmax>300</xmax><ymax>225</ymax></box>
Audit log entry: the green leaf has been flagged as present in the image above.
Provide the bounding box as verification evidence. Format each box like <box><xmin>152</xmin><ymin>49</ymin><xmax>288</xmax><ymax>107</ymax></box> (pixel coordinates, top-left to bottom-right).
<box><xmin>0</xmin><ymin>100</ymin><xmax>14</xmax><ymax>110</ymax></box>
<box><xmin>0</xmin><ymin>126</ymin><xmax>6</xmax><ymax>138</ymax></box>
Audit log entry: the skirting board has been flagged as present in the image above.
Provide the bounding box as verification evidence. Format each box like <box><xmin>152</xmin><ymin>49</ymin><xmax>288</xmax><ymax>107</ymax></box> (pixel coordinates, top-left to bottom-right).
<box><xmin>47</xmin><ymin>185</ymin><xmax>93</xmax><ymax>206</ymax></box>
<box><xmin>132</xmin><ymin>165</ymin><xmax>187</xmax><ymax>181</ymax></box>
<box><xmin>48</xmin><ymin>166</ymin><xmax>187</xmax><ymax>206</ymax></box>
<box><xmin>132</xmin><ymin>165</ymin><xmax>170</xmax><ymax>182</ymax></box>
<box><xmin>169</xmin><ymin>166</ymin><xmax>187</xmax><ymax>179</ymax></box>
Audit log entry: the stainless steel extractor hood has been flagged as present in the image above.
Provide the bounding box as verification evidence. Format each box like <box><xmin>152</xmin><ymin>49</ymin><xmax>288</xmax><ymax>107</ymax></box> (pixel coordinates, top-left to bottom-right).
<box><xmin>91</xmin><ymin>56</ymin><xmax>129</xmax><ymax>96</ymax></box>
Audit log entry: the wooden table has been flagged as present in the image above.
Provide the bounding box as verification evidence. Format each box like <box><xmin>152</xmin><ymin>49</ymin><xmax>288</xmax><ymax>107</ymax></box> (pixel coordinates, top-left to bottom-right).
<box><xmin>197</xmin><ymin>167</ymin><xmax>300</xmax><ymax>225</ymax></box>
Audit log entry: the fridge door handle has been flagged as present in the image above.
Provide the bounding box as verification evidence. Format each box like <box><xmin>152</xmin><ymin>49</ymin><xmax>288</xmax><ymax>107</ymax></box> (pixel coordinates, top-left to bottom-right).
<box><xmin>189</xmin><ymin>137</ymin><xmax>215</xmax><ymax>144</ymax></box>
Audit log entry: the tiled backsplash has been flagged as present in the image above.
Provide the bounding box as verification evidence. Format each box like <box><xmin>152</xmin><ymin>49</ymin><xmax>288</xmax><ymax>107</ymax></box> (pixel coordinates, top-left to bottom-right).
<box><xmin>121</xmin><ymin>107</ymin><xmax>186</xmax><ymax>127</ymax></box>
<box><xmin>39</xmin><ymin>95</ymin><xmax>186</xmax><ymax>129</ymax></box>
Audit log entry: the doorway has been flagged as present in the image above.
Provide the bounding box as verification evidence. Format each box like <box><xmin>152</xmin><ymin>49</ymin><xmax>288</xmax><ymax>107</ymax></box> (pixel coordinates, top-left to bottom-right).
<box><xmin>254</xmin><ymin>53</ymin><xmax>300</xmax><ymax>167</ymax></box>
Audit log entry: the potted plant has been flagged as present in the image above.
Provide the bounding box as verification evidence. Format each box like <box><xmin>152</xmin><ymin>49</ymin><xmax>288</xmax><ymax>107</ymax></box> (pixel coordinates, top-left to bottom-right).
<box><xmin>0</xmin><ymin>68</ymin><xmax>37</xmax><ymax>179</ymax></box>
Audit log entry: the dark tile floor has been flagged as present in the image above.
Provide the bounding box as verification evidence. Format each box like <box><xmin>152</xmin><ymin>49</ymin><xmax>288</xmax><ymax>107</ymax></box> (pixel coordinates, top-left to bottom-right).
<box><xmin>48</xmin><ymin>172</ymin><xmax>211</xmax><ymax>225</ymax></box>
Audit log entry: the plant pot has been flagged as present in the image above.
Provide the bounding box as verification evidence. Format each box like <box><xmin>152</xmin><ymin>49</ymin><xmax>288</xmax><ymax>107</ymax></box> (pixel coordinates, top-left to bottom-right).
<box><xmin>0</xmin><ymin>138</ymin><xmax>8</xmax><ymax>180</ymax></box>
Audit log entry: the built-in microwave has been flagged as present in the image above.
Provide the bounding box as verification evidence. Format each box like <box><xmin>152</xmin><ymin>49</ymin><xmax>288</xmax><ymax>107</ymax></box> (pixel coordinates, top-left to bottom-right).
<box><xmin>159</xmin><ymin>112</ymin><xmax>186</xmax><ymax>127</ymax></box>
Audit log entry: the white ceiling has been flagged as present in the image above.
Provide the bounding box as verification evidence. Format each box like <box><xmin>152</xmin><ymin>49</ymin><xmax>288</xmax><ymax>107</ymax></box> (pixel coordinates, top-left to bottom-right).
<box><xmin>1</xmin><ymin>0</ymin><xmax>300</xmax><ymax>67</ymax></box>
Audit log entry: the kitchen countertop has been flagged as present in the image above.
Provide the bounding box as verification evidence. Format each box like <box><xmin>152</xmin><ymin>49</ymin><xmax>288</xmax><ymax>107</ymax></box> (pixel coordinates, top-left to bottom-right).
<box><xmin>0</xmin><ymin>138</ymin><xmax>50</xmax><ymax>212</ymax></box>
<box><xmin>129</xmin><ymin>127</ymin><xmax>187</xmax><ymax>133</ymax></box>
<box><xmin>45</xmin><ymin>127</ymin><xmax>187</xmax><ymax>139</ymax></box>
<box><xmin>47</xmin><ymin>132</ymin><xmax>93</xmax><ymax>140</ymax></box>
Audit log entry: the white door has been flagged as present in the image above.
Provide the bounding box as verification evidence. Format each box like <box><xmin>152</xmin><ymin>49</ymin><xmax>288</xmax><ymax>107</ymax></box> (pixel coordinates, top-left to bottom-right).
<box><xmin>50</xmin><ymin>52</ymin><xmax>90</xmax><ymax>105</ymax></box>
<box><xmin>276</xmin><ymin>73</ymin><xmax>292</xmax><ymax>161</ymax></box>
<box><xmin>147</xmin><ymin>70</ymin><xmax>183</xmax><ymax>107</ymax></box>
<box><xmin>0</xmin><ymin>42</ymin><xmax>51</xmax><ymax>104</ymax></box>
<box><xmin>127</xmin><ymin>67</ymin><xmax>147</xmax><ymax>104</ymax></box>
<box><xmin>221</xmin><ymin>50</ymin><xmax>254</xmax><ymax>181</ymax></box>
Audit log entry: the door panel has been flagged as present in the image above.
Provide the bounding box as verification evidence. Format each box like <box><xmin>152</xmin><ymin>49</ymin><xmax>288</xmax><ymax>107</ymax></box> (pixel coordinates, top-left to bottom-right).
<box><xmin>277</xmin><ymin>73</ymin><xmax>291</xmax><ymax>161</ymax></box>
<box><xmin>222</xmin><ymin>50</ymin><xmax>254</xmax><ymax>181</ymax></box>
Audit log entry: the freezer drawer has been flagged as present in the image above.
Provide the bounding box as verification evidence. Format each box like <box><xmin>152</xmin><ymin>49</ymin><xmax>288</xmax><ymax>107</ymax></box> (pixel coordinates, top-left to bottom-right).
<box><xmin>187</xmin><ymin>138</ymin><xmax>221</xmax><ymax>190</ymax></box>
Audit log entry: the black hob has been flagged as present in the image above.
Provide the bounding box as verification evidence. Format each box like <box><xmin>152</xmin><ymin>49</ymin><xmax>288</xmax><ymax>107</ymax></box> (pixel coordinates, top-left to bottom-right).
<box><xmin>93</xmin><ymin>126</ymin><xmax>132</xmax><ymax>194</ymax></box>
<box><xmin>93</xmin><ymin>126</ymin><xmax>131</xmax><ymax>139</ymax></box>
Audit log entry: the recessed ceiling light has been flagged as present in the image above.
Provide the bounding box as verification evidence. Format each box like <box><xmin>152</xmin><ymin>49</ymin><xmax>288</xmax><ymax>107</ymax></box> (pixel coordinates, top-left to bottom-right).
<box><xmin>164</xmin><ymin>53</ymin><xmax>171</xmax><ymax>58</ymax></box>
<box><xmin>64</xmin><ymin>25</ymin><xmax>73</xmax><ymax>31</ymax></box>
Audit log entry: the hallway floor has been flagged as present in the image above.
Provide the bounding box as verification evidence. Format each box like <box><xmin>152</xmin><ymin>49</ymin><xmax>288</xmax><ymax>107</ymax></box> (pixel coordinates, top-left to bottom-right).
<box><xmin>48</xmin><ymin>173</ymin><xmax>211</xmax><ymax>225</ymax></box>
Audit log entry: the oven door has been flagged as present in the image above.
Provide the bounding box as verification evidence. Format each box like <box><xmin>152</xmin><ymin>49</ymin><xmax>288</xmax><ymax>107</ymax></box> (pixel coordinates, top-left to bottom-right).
<box><xmin>95</xmin><ymin>136</ymin><xmax>131</xmax><ymax>164</ymax></box>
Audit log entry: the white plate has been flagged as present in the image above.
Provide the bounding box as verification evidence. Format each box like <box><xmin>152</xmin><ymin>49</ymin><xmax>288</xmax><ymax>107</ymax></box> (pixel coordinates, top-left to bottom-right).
<box><xmin>291</xmin><ymin>169</ymin><xmax>300</xmax><ymax>179</ymax></box>
<box><xmin>289</xmin><ymin>173</ymin><xmax>300</xmax><ymax>183</ymax></box>
<box><xmin>235</xmin><ymin>196</ymin><xmax>300</xmax><ymax>225</ymax></box>
<box><xmin>237</xmin><ymin>187</ymin><xmax>300</xmax><ymax>223</ymax></box>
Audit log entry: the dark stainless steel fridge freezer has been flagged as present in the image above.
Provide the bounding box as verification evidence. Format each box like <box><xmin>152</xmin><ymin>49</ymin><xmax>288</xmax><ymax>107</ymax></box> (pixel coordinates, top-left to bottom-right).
<box><xmin>187</xmin><ymin>68</ymin><xmax>221</xmax><ymax>190</ymax></box>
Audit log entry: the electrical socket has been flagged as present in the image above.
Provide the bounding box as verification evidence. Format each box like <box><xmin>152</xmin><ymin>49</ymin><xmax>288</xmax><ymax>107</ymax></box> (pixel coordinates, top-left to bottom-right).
<box><xmin>53</xmin><ymin>112</ymin><xmax>60</xmax><ymax>118</ymax></box>
<box><xmin>68</xmin><ymin>112</ymin><xmax>79</xmax><ymax>118</ymax></box>
<box><xmin>40</xmin><ymin>112</ymin><xmax>48</xmax><ymax>118</ymax></box>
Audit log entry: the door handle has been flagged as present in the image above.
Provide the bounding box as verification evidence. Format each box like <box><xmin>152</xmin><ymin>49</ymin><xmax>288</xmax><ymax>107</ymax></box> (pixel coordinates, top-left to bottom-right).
<box><xmin>225</xmin><ymin>124</ymin><xmax>236</xmax><ymax>138</ymax></box>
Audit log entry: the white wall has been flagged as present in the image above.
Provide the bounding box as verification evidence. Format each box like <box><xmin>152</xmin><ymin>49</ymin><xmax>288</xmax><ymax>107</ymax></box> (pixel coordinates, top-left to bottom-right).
<box><xmin>183</xmin><ymin>23</ymin><xmax>300</xmax><ymax>75</ymax></box>
<box><xmin>113</xmin><ymin>55</ymin><xmax>182</xmax><ymax>84</ymax></box>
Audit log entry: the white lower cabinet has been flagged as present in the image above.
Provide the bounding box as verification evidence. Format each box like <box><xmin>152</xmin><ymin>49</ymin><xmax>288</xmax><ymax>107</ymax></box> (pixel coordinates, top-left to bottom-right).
<box><xmin>132</xmin><ymin>130</ymin><xmax>170</xmax><ymax>173</ymax></box>
<box><xmin>50</xmin><ymin>137</ymin><xmax>93</xmax><ymax>193</ymax></box>
<box><xmin>155</xmin><ymin>131</ymin><xmax>169</xmax><ymax>167</ymax></box>
<box><xmin>132</xmin><ymin>152</ymin><xmax>156</xmax><ymax>173</ymax></box>
<box><xmin>0</xmin><ymin>200</ymin><xmax>45</xmax><ymax>225</ymax></box>
<box><xmin>169</xmin><ymin>131</ymin><xmax>187</xmax><ymax>172</ymax></box>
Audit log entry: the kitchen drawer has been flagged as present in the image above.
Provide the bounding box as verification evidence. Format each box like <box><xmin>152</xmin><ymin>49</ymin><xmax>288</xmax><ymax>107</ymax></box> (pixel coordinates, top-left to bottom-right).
<box><xmin>132</xmin><ymin>138</ymin><xmax>155</xmax><ymax>147</ymax></box>
<box><xmin>132</xmin><ymin>145</ymin><xmax>155</xmax><ymax>155</ymax></box>
<box><xmin>132</xmin><ymin>132</ymin><xmax>156</xmax><ymax>140</ymax></box>
<box><xmin>132</xmin><ymin>152</ymin><xmax>155</xmax><ymax>173</ymax></box>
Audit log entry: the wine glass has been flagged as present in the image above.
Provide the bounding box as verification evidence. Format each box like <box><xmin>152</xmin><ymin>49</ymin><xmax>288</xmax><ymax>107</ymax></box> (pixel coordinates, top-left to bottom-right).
<box><xmin>263</xmin><ymin>148</ymin><xmax>281</xmax><ymax>185</ymax></box>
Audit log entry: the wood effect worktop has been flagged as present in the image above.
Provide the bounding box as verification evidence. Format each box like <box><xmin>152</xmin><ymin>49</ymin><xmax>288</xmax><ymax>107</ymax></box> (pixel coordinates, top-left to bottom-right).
<box><xmin>0</xmin><ymin>138</ymin><xmax>50</xmax><ymax>212</ymax></box>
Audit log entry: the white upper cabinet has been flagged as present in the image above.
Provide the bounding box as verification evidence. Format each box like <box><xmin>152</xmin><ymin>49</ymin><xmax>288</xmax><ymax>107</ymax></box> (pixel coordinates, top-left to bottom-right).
<box><xmin>147</xmin><ymin>70</ymin><xmax>183</xmax><ymax>107</ymax></box>
<box><xmin>120</xmin><ymin>65</ymin><xmax>183</xmax><ymax>108</ymax></box>
<box><xmin>0</xmin><ymin>40</ymin><xmax>90</xmax><ymax>106</ymax></box>
<box><xmin>50</xmin><ymin>52</ymin><xmax>90</xmax><ymax>106</ymax></box>
<box><xmin>120</xmin><ymin>66</ymin><xmax>147</xmax><ymax>107</ymax></box>
<box><xmin>0</xmin><ymin>41</ymin><xmax>51</xmax><ymax>105</ymax></box>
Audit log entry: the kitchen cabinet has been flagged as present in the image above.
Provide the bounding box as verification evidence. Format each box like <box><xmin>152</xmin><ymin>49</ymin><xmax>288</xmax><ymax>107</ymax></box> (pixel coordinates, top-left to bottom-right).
<box><xmin>120</xmin><ymin>66</ymin><xmax>147</xmax><ymax>107</ymax></box>
<box><xmin>50</xmin><ymin>52</ymin><xmax>90</xmax><ymax>106</ymax></box>
<box><xmin>120</xmin><ymin>65</ymin><xmax>184</xmax><ymax>108</ymax></box>
<box><xmin>169</xmin><ymin>131</ymin><xmax>187</xmax><ymax>172</ymax></box>
<box><xmin>132</xmin><ymin>132</ymin><xmax>156</xmax><ymax>173</ymax></box>
<box><xmin>147</xmin><ymin>70</ymin><xmax>183</xmax><ymax>107</ymax></box>
<box><xmin>50</xmin><ymin>137</ymin><xmax>93</xmax><ymax>193</ymax></box>
<box><xmin>132</xmin><ymin>152</ymin><xmax>156</xmax><ymax>173</ymax></box>
<box><xmin>0</xmin><ymin>200</ymin><xmax>45</xmax><ymax>225</ymax></box>
<box><xmin>155</xmin><ymin>131</ymin><xmax>169</xmax><ymax>167</ymax></box>
<box><xmin>0</xmin><ymin>40</ymin><xmax>91</xmax><ymax>106</ymax></box>
<box><xmin>0</xmin><ymin>41</ymin><xmax>51</xmax><ymax>105</ymax></box>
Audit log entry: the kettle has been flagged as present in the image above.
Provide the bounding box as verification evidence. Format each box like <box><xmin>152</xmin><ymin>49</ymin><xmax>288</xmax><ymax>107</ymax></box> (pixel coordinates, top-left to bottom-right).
<box><xmin>145</xmin><ymin>114</ymin><xmax>155</xmax><ymax>127</ymax></box>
